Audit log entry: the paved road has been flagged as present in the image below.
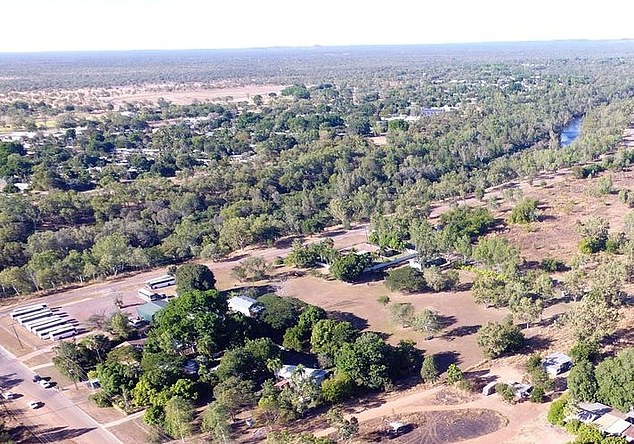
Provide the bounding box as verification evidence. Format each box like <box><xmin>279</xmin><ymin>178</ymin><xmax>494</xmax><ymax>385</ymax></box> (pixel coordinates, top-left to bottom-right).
<box><xmin>0</xmin><ymin>346</ymin><xmax>122</xmax><ymax>444</ymax></box>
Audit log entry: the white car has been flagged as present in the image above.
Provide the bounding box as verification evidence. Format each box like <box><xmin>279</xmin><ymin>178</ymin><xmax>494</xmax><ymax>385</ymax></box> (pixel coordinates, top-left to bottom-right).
<box><xmin>2</xmin><ymin>391</ymin><xmax>17</xmax><ymax>400</ymax></box>
<box><xmin>39</xmin><ymin>380</ymin><xmax>52</xmax><ymax>389</ymax></box>
<box><xmin>28</xmin><ymin>400</ymin><xmax>42</xmax><ymax>409</ymax></box>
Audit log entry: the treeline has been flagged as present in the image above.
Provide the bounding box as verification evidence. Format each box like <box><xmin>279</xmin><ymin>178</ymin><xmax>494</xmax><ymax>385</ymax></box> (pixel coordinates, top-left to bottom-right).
<box><xmin>1</xmin><ymin>56</ymin><xmax>634</xmax><ymax>296</ymax></box>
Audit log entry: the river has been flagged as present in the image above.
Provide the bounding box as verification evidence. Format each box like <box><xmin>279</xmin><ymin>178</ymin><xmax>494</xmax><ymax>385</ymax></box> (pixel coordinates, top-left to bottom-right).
<box><xmin>560</xmin><ymin>117</ymin><xmax>582</xmax><ymax>147</ymax></box>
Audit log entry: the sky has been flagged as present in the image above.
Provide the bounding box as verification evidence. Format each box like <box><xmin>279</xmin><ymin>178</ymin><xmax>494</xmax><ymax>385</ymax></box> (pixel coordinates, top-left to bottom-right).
<box><xmin>2</xmin><ymin>0</ymin><xmax>634</xmax><ymax>52</ymax></box>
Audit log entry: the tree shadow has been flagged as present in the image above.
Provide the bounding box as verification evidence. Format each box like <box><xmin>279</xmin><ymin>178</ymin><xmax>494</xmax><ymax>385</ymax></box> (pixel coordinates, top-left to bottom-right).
<box><xmin>454</xmin><ymin>281</ymin><xmax>473</xmax><ymax>292</ymax></box>
<box><xmin>433</xmin><ymin>350</ymin><xmax>461</xmax><ymax>373</ymax></box>
<box><xmin>0</xmin><ymin>373</ymin><xmax>23</xmax><ymax>390</ymax></box>
<box><xmin>20</xmin><ymin>425</ymin><xmax>97</xmax><ymax>443</ymax></box>
<box><xmin>523</xmin><ymin>334</ymin><xmax>553</xmax><ymax>353</ymax></box>
<box><xmin>327</xmin><ymin>310</ymin><xmax>369</xmax><ymax>331</ymax></box>
<box><xmin>442</xmin><ymin>324</ymin><xmax>480</xmax><ymax>341</ymax></box>
<box><xmin>320</xmin><ymin>230</ymin><xmax>348</xmax><ymax>238</ymax></box>
<box><xmin>221</xmin><ymin>284</ymin><xmax>278</xmax><ymax>298</ymax></box>
<box><xmin>217</xmin><ymin>253</ymin><xmax>249</xmax><ymax>263</ymax></box>
<box><xmin>437</xmin><ymin>315</ymin><xmax>457</xmax><ymax>329</ymax></box>
<box><xmin>274</xmin><ymin>235</ymin><xmax>304</xmax><ymax>249</ymax></box>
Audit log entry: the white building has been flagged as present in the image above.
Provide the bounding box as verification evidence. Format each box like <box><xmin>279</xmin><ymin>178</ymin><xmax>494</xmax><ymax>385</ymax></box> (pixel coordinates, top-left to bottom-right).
<box><xmin>543</xmin><ymin>352</ymin><xmax>573</xmax><ymax>377</ymax></box>
<box><xmin>227</xmin><ymin>296</ymin><xmax>263</xmax><ymax>318</ymax></box>
<box><xmin>276</xmin><ymin>365</ymin><xmax>328</xmax><ymax>385</ymax></box>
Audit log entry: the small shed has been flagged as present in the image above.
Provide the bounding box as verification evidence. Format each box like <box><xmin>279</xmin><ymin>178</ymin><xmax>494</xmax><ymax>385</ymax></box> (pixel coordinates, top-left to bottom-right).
<box><xmin>482</xmin><ymin>381</ymin><xmax>497</xmax><ymax>396</ymax></box>
<box><xmin>227</xmin><ymin>296</ymin><xmax>263</xmax><ymax>318</ymax></box>
<box><xmin>508</xmin><ymin>381</ymin><xmax>532</xmax><ymax>399</ymax></box>
<box><xmin>543</xmin><ymin>352</ymin><xmax>573</xmax><ymax>377</ymax></box>
<box><xmin>136</xmin><ymin>300</ymin><xmax>167</xmax><ymax>322</ymax></box>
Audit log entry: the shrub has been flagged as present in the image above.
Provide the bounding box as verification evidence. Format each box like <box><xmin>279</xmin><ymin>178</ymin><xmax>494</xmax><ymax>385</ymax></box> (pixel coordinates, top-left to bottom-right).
<box><xmin>423</xmin><ymin>266</ymin><xmax>459</xmax><ymax>292</ymax></box>
<box><xmin>457</xmin><ymin>379</ymin><xmax>474</xmax><ymax>392</ymax></box>
<box><xmin>321</xmin><ymin>372</ymin><xmax>356</xmax><ymax>404</ymax></box>
<box><xmin>529</xmin><ymin>386</ymin><xmax>545</xmax><ymax>403</ymax></box>
<box><xmin>547</xmin><ymin>395</ymin><xmax>569</xmax><ymax>426</ymax></box>
<box><xmin>384</xmin><ymin>267</ymin><xmax>426</xmax><ymax>293</ymax></box>
<box><xmin>90</xmin><ymin>391</ymin><xmax>112</xmax><ymax>407</ymax></box>
<box><xmin>495</xmin><ymin>383</ymin><xmax>514</xmax><ymax>403</ymax></box>
<box><xmin>476</xmin><ymin>318</ymin><xmax>525</xmax><ymax>359</ymax></box>
<box><xmin>420</xmin><ymin>355</ymin><xmax>440</xmax><ymax>383</ymax></box>
<box><xmin>540</xmin><ymin>257</ymin><xmax>566</xmax><ymax>272</ymax></box>
<box><xmin>508</xmin><ymin>198</ymin><xmax>539</xmax><ymax>224</ymax></box>
<box><xmin>377</xmin><ymin>295</ymin><xmax>390</xmax><ymax>306</ymax></box>
<box><xmin>446</xmin><ymin>364</ymin><xmax>463</xmax><ymax>384</ymax></box>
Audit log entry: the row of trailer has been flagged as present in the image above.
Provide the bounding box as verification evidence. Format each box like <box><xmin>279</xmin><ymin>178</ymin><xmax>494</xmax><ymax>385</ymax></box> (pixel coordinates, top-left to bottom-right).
<box><xmin>10</xmin><ymin>304</ymin><xmax>77</xmax><ymax>341</ymax></box>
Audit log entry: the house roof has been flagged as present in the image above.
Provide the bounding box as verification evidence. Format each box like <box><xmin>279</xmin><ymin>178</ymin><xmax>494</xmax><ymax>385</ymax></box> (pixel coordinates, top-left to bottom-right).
<box><xmin>136</xmin><ymin>300</ymin><xmax>167</xmax><ymax>320</ymax></box>
<box><xmin>228</xmin><ymin>296</ymin><xmax>259</xmax><ymax>310</ymax></box>
<box><xmin>276</xmin><ymin>365</ymin><xmax>328</xmax><ymax>382</ymax></box>
<box><xmin>578</xmin><ymin>402</ymin><xmax>611</xmax><ymax>415</ymax></box>
<box><xmin>593</xmin><ymin>412</ymin><xmax>624</xmax><ymax>430</ymax></box>
<box><xmin>606</xmin><ymin>418</ymin><xmax>631</xmax><ymax>435</ymax></box>
<box><xmin>544</xmin><ymin>352</ymin><xmax>572</xmax><ymax>367</ymax></box>
<box><xmin>622</xmin><ymin>425</ymin><xmax>634</xmax><ymax>439</ymax></box>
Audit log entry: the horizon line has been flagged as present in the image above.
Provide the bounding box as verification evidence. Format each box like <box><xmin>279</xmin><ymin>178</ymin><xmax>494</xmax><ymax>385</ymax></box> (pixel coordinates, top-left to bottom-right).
<box><xmin>1</xmin><ymin>37</ymin><xmax>634</xmax><ymax>56</ymax></box>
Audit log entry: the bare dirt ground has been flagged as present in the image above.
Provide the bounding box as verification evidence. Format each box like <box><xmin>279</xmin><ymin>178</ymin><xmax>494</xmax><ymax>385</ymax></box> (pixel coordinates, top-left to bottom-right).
<box><xmin>100</xmin><ymin>83</ymin><xmax>287</xmax><ymax>106</ymax></box>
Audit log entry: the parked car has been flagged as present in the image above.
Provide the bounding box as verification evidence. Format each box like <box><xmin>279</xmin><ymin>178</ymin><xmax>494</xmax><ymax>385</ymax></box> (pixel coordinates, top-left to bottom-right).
<box><xmin>32</xmin><ymin>374</ymin><xmax>42</xmax><ymax>383</ymax></box>
<box><xmin>27</xmin><ymin>400</ymin><xmax>42</xmax><ymax>409</ymax></box>
<box><xmin>2</xmin><ymin>391</ymin><xmax>17</xmax><ymax>400</ymax></box>
<box><xmin>39</xmin><ymin>380</ymin><xmax>52</xmax><ymax>389</ymax></box>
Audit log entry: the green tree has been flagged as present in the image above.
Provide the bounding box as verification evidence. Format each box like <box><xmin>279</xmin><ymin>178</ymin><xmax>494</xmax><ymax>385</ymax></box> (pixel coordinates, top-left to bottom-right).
<box><xmin>212</xmin><ymin>376</ymin><xmax>257</xmax><ymax>420</ymax></box>
<box><xmin>508</xmin><ymin>198</ymin><xmax>539</xmax><ymax>224</ymax></box>
<box><xmin>411</xmin><ymin>309</ymin><xmax>443</xmax><ymax>339</ymax></box>
<box><xmin>216</xmin><ymin>338</ymin><xmax>280</xmax><ymax>386</ymax></box>
<box><xmin>409</xmin><ymin>219</ymin><xmax>442</xmax><ymax>261</ymax></box>
<box><xmin>327</xmin><ymin>408</ymin><xmax>359</xmax><ymax>442</ymax></box>
<box><xmin>334</xmin><ymin>332</ymin><xmax>392</xmax><ymax>390</ymax></box>
<box><xmin>473</xmin><ymin>236</ymin><xmax>520</xmax><ymax>275</ymax></box>
<box><xmin>569</xmin><ymin>360</ymin><xmax>598</xmax><ymax>402</ymax></box>
<box><xmin>330</xmin><ymin>252</ymin><xmax>371</xmax><ymax>283</ymax></box>
<box><xmin>509</xmin><ymin>296</ymin><xmax>544</xmax><ymax>327</ymax></box>
<box><xmin>310</xmin><ymin>319</ymin><xmax>357</xmax><ymax>359</ymax></box>
<box><xmin>389</xmin><ymin>302</ymin><xmax>415</xmax><ymax>328</ymax></box>
<box><xmin>476</xmin><ymin>318</ymin><xmax>525</xmax><ymax>358</ymax></box>
<box><xmin>107</xmin><ymin>311</ymin><xmax>132</xmax><ymax>340</ymax></box>
<box><xmin>420</xmin><ymin>355</ymin><xmax>440</xmax><ymax>383</ymax></box>
<box><xmin>200</xmin><ymin>401</ymin><xmax>231</xmax><ymax>443</ymax></box>
<box><xmin>149</xmin><ymin>289</ymin><xmax>228</xmax><ymax>356</ymax></box>
<box><xmin>446</xmin><ymin>364</ymin><xmax>464</xmax><ymax>384</ymax></box>
<box><xmin>423</xmin><ymin>266</ymin><xmax>459</xmax><ymax>292</ymax></box>
<box><xmin>163</xmin><ymin>396</ymin><xmax>194</xmax><ymax>440</ymax></box>
<box><xmin>575</xmin><ymin>216</ymin><xmax>609</xmax><ymax>254</ymax></box>
<box><xmin>175</xmin><ymin>263</ymin><xmax>216</xmax><ymax>293</ymax></box>
<box><xmin>384</xmin><ymin>267</ymin><xmax>426</xmax><ymax>293</ymax></box>
<box><xmin>369</xmin><ymin>214</ymin><xmax>409</xmax><ymax>250</ymax></box>
<box><xmin>566</xmin><ymin>292</ymin><xmax>618</xmax><ymax>342</ymax></box>
<box><xmin>91</xmin><ymin>233</ymin><xmax>133</xmax><ymax>276</ymax></box>
<box><xmin>231</xmin><ymin>256</ymin><xmax>270</xmax><ymax>282</ymax></box>
<box><xmin>595</xmin><ymin>348</ymin><xmax>634</xmax><ymax>412</ymax></box>
<box><xmin>547</xmin><ymin>394</ymin><xmax>569</xmax><ymax>425</ymax></box>
<box><xmin>321</xmin><ymin>372</ymin><xmax>355</xmax><ymax>404</ymax></box>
